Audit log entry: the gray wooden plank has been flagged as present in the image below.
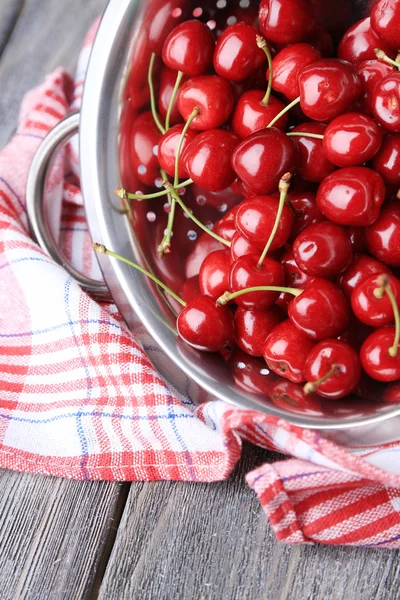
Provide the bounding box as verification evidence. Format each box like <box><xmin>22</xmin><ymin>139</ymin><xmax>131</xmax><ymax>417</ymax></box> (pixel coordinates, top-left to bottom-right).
<box><xmin>0</xmin><ymin>0</ymin><xmax>108</xmax><ymax>148</ymax></box>
<box><xmin>0</xmin><ymin>0</ymin><xmax>24</xmax><ymax>57</ymax></box>
<box><xmin>99</xmin><ymin>443</ymin><xmax>400</xmax><ymax>600</ymax></box>
<box><xmin>0</xmin><ymin>469</ymin><xmax>129</xmax><ymax>600</ymax></box>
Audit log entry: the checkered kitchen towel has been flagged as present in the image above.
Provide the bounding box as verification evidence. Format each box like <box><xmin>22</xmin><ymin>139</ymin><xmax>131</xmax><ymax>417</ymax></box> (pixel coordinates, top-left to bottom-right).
<box><xmin>1</xmin><ymin>22</ymin><xmax>400</xmax><ymax>548</ymax></box>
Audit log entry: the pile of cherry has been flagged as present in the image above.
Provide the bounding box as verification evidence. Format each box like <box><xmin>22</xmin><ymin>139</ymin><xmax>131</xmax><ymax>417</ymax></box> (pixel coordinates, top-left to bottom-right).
<box><xmin>97</xmin><ymin>0</ymin><xmax>400</xmax><ymax>405</ymax></box>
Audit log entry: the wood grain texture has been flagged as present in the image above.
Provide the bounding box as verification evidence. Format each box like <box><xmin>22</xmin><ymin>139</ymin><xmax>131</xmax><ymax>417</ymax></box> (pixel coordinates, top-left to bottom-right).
<box><xmin>97</xmin><ymin>443</ymin><xmax>400</xmax><ymax>600</ymax></box>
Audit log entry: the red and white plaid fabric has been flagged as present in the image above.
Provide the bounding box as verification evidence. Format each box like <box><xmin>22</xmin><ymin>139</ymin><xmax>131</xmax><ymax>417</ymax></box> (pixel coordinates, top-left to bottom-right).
<box><xmin>1</xmin><ymin>22</ymin><xmax>400</xmax><ymax>548</ymax></box>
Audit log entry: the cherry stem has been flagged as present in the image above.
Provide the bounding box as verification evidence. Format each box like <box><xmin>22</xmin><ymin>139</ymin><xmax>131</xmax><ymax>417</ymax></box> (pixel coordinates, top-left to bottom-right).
<box><xmin>148</xmin><ymin>53</ymin><xmax>166</xmax><ymax>134</ymax></box>
<box><xmin>304</xmin><ymin>365</ymin><xmax>339</xmax><ymax>395</ymax></box>
<box><xmin>256</xmin><ymin>35</ymin><xmax>273</xmax><ymax>106</ymax></box>
<box><xmin>174</xmin><ymin>107</ymin><xmax>199</xmax><ymax>187</ymax></box>
<box><xmin>374</xmin><ymin>48</ymin><xmax>400</xmax><ymax>70</ymax></box>
<box><xmin>374</xmin><ymin>275</ymin><xmax>400</xmax><ymax>357</ymax></box>
<box><xmin>257</xmin><ymin>172</ymin><xmax>292</xmax><ymax>267</ymax></box>
<box><xmin>115</xmin><ymin>179</ymin><xmax>193</xmax><ymax>201</ymax></box>
<box><xmin>158</xmin><ymin>168</ymin><xmax>175</xmax><ymax>257</ymax></box>
<box><xmin>165</xmin><ymin>70</ymin><xmax>184</xmax><ymax>131</ymax></box>
<box><xmin>286</xmin><ymin>132</ymin><xmax>324</xmax><ymax>140</ymax></box>
<box><xmin>267</xmin><ymin>97</ymin><xmax>300</xmax><ymax>128</ymax></box>
<box><xmin>92</xmin><ymin>243</ymin><xmax>186</xmax><ymax>306</ymax></box>
<box><xmin>164</xmin><ymin>181</ymin><xmax>231</xmax><ymax>248</ymax></box>
<box><xmin>217</xmin><ymin>286</ymin><xmax>302</xmax><ymax>306</ymax></box>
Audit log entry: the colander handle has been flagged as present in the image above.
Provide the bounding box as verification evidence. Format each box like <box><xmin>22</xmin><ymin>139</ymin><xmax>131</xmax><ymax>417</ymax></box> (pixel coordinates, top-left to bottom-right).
<box><xmin>26</xmin><ymin>112</ymin><xmax>110</xmax><ymax>300</ymax></box>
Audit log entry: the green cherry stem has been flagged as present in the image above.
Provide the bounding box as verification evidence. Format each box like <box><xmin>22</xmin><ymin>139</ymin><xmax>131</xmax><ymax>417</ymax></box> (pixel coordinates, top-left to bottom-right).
<box><xmin>217</xmin><ymin>286</ymin><xmax>302</xmax><ymax>306</ymax></box>
<box><xmin>374</xmin><ymin>275</ymin><xmax>400</xmax><ymax>357</ymax></box>
<box><xmin>148</xmin><ymin>53</ymin><xmax>166</xmax><ymax>134</ymax></box>
<box><xmin>158</xmin><ymin>168</ymin><xmax>175</xmax><ymax>257</ymax></box>
<box><xmin>115</xmin><ymin>178</ymin><xmax>193</xmax><ymax>202</ymax></box>
<box><xmin>163</xmin><ymin>181</ymin><xmax>231</xmax><ymax>248</ymax></box>
<box><xmin>267</xmin><ymin>96</ymin><xmax>300</xmax><ymax>128</ymax></box>
<box><xmin>93</xmin><ymin>243</ymin><xmax>186</xmax><ymax>307</ymax></box>
<box><xmin>257</xmin><ymin>172</ymin><xmax>292</xmax><ymax>268</ymax></box>
<box><xmin>174</xmin><ymin>107</ymin><xmax>199</xmax><ymax>187</ymax></box>
<box><xmin>304</xmin><ymin>365</ymin><xmax>339</xmax><ymax>395</ymax></box>
<box><xmin>286</xmin><ymin>131</ymin><xmax>324</xmax><ymax>140</ymax></box>
<box><xmin>165</xmin><ymin>70</ymin><xmax>184</xmax><ymax>131</ymax></box>
<box><xmin>374</xmin><ymin>48</ymin><xmax>400</xmax><ymax>70</ymax></box>
<box><xmin>256</xmin><ymin>35</ymin><xmax>273</xmax><ymax>106</ymax></box>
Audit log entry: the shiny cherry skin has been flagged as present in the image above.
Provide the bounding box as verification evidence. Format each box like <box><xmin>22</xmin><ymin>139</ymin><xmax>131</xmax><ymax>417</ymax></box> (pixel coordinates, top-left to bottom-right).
<box><xmin>162</xmin><ymin>20</ymin><xmax>215</xmax><ymax>77</ymax></box>
<box><xmin>270</xmin><ymin>43</ymin><xmax>321</xmax><ymax>101</ymax></box>
<box><xmin>199</xmin><ymin>249</ymin><xmax>231</xmax><ymax>300</ymax></box>
<box><xmin>293</xmin><ymin>221</ymin><xmax>353</xmax><ymax>277</ymax></box>
<box><xmin>263</xmin><ymin>320</ymin><xmax>316</xmax><ymax>383</ymax></box>
<box><xmin>181</xmin><ymin>276</ymin><xmax>201</xmax><ymax>303</ymax></box>
<box><xmin>338</xmin><ymin>253</ymin><xmax>391</xmax><ymax>298</ymax></box>
<box><xmin>185</xmin><ymin>232</ymin><xmax>224</xmax><ymax>279</ymax></box>
<box><xmin>288</xmin><ymin>279</ymin><xmax>349</xmax><ymax>340</ymax></box>
<box><xmin>230</xmin><ymin>233</ymin><xmax>259</xmax><ymax>261</ymax></box>
<box><xmin>234</xmin><ymin>306</ymin><xmax>284</xmax><ymax>357</ymax></box>
<box><xmin>372</xmin><ymin>74</ymin><xmax>400</xmax><ymax>132</ymax></box>
<box><xmin>365</xmin><ymin>202</ymin><xmax>400</xmax><ymax>267</ymax></box>
<box><xmin>177</xmin><ymin>295</ymin><xmax>234</xmax><ymax>352</ymax></box>
<box><xmin>281</xmin><ymin>249</ymin><xmax>315</xmax><ymax>289</ymax></box>
<box><xmin>361</xmin><ymin>328</ymin><xmax>400</xmax><ymax>382</ymax></box>
<box><xmin>184</xmin><ymin>129</ymin><xmax>238</xmax><ymax>192</ymax></box>
<box><xmin>347</xmin><ymin>228</ymin><xmax>366</xmax><ymax>253</ymax></box>
<box><xmin>235</xmin><ymin>196</ymin><xmax>294</xmax><ymax>252</ymax></box>
<box><xmin>270</xmin><ymin>380</ymin><xmax>322</xmax><ymax>415</ymax></box>
<box><xmin>158</xmin><ymin>124</ymin><xmax>197</xmax><ymax>179</ymax></box>
<box><xmin>158</xmin><ymin>67</ymin><xmax>188</xmax><ymax>126</ymax></box>
<box><xmin>371</xmin><ymin>0</ymin><xmax>400</xmax><ymax>50</ymax></box>
<box><xmin>213</xmin><ymin>22</ymin><xmax>267</xmax><ymax>82</ymax></box>
<box><xmin>351</xmin><ymin>273</ymin><xmax>400</xmax><ymax>327</ymax></box>
<box><xmin>213</xmin><ymin>206</ymin><xmax>240</xmax><ymax>241</ymax></box>
<box><xmin>229</xmin><ymin>254</ymin><xmax>285</xmax><ymax>310</ymax></box>
<box><xmin>383</xmin><ymin>382</ymin><xmax>400</xmax><ymax>403</ymax></box>
<box><xmin>290</xmin><ymin>122</ymin><xmax>335</xmax><ymax>183</ymax></box>
<box><xmin>298</xmin><ymin>59</ymin><xmax>362</xmax><ymax>122</ymax></box>
<box><xmin>231</xmin><ymin>129</ymin><xmax>296</xmax><ymax>196</ymax></box>
<box><xmin>357</xmin><ymin>60</ymin><xmax>393</xmax><ymax>116</ymax></box>
<box><xmin>323</xmin><ymin>113</ymin><xmax>383</xmax><ymax>168</ymax></box>
<box><xmin>304</xmin><ymin>339</ymin><xmax>361</xmax><ymax>399</ymax></box>
<box><xmin>373</xmin><ymin>134</ymin><xmax>400</xmax><ymax>185</ymax></box>
<box><xmin>258</xmin><ymin>0</ymin><xmax>317</xmax><ymax>44</ymax></box>
<box><xmin>338</xmin><ymin>17</ymin><xmax>395</xmax><ymax>65</ymax></box>
<box><xmin>131</xmin><ymin>111</ymin><xmax>162</xmax><ymax>186</ymax></box>
<box><xmin>232</xmin><ymin>91</ymin><xmax>287</xmax><ymax>139</ymax></box>
<box><xmin>178</xmin><ymin>75</ymin><xmax>235</xmax><ymax>131</ymax></box>
<box><xmin>316</xmin><ymin>167</ymin><xmax>385</xmax><ymax>227</ymax></box>
<box><xmin>288</xmin><ymin>191</ymin><xmax>324</xmax><ymax>239</ymax></box>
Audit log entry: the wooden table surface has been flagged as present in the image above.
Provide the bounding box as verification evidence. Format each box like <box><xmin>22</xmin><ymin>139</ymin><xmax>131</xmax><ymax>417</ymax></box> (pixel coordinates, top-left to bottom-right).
<box><xmin>0</xmin><ymin>1</ymin><xmax>399</xmax><ymax>598</ymax></box>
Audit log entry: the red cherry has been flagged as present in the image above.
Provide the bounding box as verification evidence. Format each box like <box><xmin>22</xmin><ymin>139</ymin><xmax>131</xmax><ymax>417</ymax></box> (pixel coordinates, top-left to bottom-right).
<box><xmin>337</xmin><ymin>313</ymin><xmax>373</xmax><ymax>352</ymax></box>
<box><xmin>347</xmin><ymin>227</ymin><xmax>366</xmax><ymax>253</ymax></box>
<box><xmin>263</xmin><ymin>320</ymin><xmax>316</xmax><ymax>383</ymax></box>
<box><xmin>298</xmin><ymin>59</ymin><xmax>362</xmax><ymax>122</ymax></box>
<box><xmin>229</xmin><ymin>254</ymin><xmax>285</xmax><ymax>310</ymax></box>
<box><xmin>230</xmin><ymin>233</ymin><xmax>259</xmax><ymax>261</ymax></box>
<box><xmin>316</xmin><ymin>167</ymin><xmax>385</xmax><ymax>227</ymax></box>
<box><xmin>293</xmin><ymin>221</ymin><xmax>353</xmax><ymax>277</ymax></box>
<box><xmin>338</xmin><ymin>17</ymin><xmax>395</xmax><ymax>65</ymax></box>
<box><xmin>371</xmin><ymin>0</ymin><xmax>400</xmax><ymax>50</ymax></box>
<box><xmin>231</xmin><ymin>129</ymin><xmax>296</xmax><ymax>195</ymax></box>
<box><xmin>338</xmin><ymin>253</ymin><xmax>391</xmax><ymax>298</ymax></box>
<box><xmin>290</xmin><ymin>122</ymin><xmax>335</xmax><ymax>183</ymax></box>
<box><xmin>199</xmin><ymin>249</ymin><xmax>231</xmax><ymax>300</ymax></box>
<box><xmin>372</xmin><ymin>74</ymin><xmax>400</xmax><ymax>132</ymax></box>
<box><xmin>184</xmin><ymin>129</ymin><xmax>238</xmax><ymax>192</ymax></box>
<box><xmin>185</xmin><ymin>232</ymin><xmax>224</xmax><ymax>279</ymax></box>
<box><xmin>158</xmin><ymin>124</ymin><xmax>197</xmax><ymax>179</ymax></box>
<box><xmin>373</xmin><ymin>134</ymin><xmax>400</xmax><ymax>185</ymax></box>
<box><xmin>304</xmin><ymin>339</ymin><xmax>361</xmax><ymax>399</ymax></box>
<box><xmin>146</xmin><ymin>0</ymin><xmax>189</xmax><ymax>55</ymax></box>
<box><xmin>235</xmin><ymin>306</ymin><xmax>284</xmax><ymax>357</ymax></box>
<box><xmin>281</xmin><ymin>249</ymin><xmax>316</xmax><ymax>289</ymax></box>
<box><xmin>383</xmin><ymin>382</ymin><xmax>400</xmax><ymax>403</ymax></box>
<box><xmin>288</xmin><ymin>279</ymin><xmax>349</xmax><ymax>340</ymax></box>
<box><xmin>307</xmin><ymin>26</ymin><xmax>333</xmax><ymax>58</ymax></box>
<box><xmin>213</xmin><ymin>206</ymin><xmax>240</xmax><ymax>241</ymax></box>
<box><xmin>181</xmin><ymin>276</ymin><xmax>201</xmax><ymax>303</ymax></box>
<box><xmin>177</xmin><ymin>295</ymin><xmax>234</xmax><ymax>352</ymax></box>
<box><xmin>357</xmin><ymin>59</ymin><xmax>393</xmax><ymax>116</ymax></box>
<box><xmin>228</xmin><ymin>350</ymin><xmax>276</xmax><ymax>397</ymax></box>
<box><xmin>232</xmin><ymin>91</ymin><xmax>287</xmax><ymax>139</ymax></box>
<box><xmin>178</xmin><ymin>75</ymin><xmax>236</xmax><ymax>131</ymax></box>
<box><xmin>158</xmin><ymin>67</ymin><xmax>188</xmax><ymax>126</ymax></box>
<box><xmin>351</xmin><ymin>273</ymin><xmax>400</xmax><ymax>327</ymax></box>
<box><xmin>323</xmin><ymin>113</ymin><xmax>383</xmax><ymax>168</ymax></box>
<box><xmin>258</xmin><ymin>0</ymin><xmax>317</xmax><ymax>44</ymax></box>
<box><xmin>131</xmin><ymin>111</ymin><xmax>162</xmax><ymax>187</ymax></box>
<box><xmin>162</xmin><ymin>20</ymin><xmax>215</xmax><ymax>77</ymax></box>
<box><xmin>270</xmin><ymin>380</ymin><xmax>322</xmax><ymax>415</ymax></box>
<box><xmin>213</xmin><ymin>22</ymin><xmax>267</xmax><ymax>82</ymax></box>
<box><xmin>270</xmin><ymin>43</ymin><xmax>321</xmax><ymax>101</ymax></box>
<box><xmin>235</xmin><ymin>195</ymin><xmax>294</xmax><ymax>252</ymax></box>
<box><xmin>287</xmin><ymin>191</ymin><xmax>324</xmax><ymax>239</ymax></box>
<box><xmin>361</xmin><ymin>328</ymin><xmax>400</xmax><ymax>382</ymax></box>
<box><xmin>365</xmin><ymin>202</ymin><xmax>400</xmax><ymax>267</ymax></box>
